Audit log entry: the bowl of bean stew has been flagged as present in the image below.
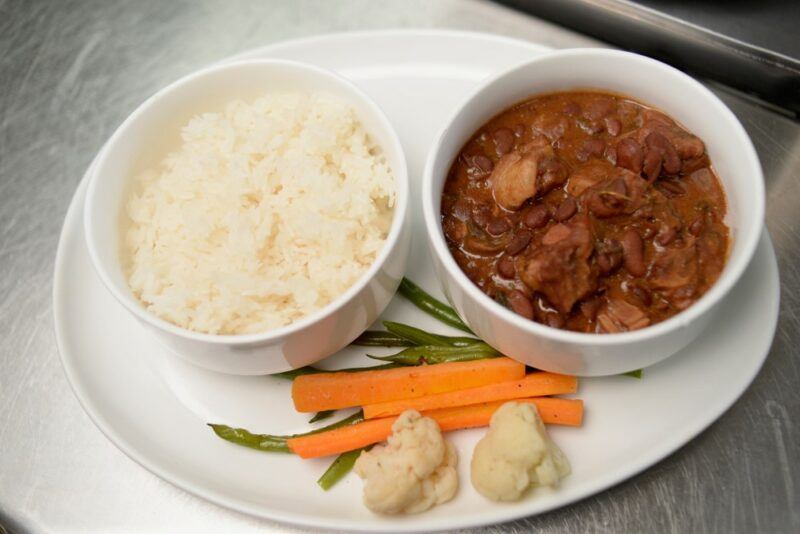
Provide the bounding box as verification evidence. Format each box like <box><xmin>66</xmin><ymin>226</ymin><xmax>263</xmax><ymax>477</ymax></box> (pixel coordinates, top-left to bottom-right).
<box><xmin>422</xmin><ymin>49</ymin><xmax>764</xmax><ymax>376</ymax></box>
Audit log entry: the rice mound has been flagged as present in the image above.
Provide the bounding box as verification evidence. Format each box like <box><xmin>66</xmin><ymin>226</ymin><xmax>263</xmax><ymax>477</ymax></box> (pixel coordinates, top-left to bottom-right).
<box><xmin>125</xmin><ymin>92</ymin><xmax>395</xmax><ymax>335</ymax></box>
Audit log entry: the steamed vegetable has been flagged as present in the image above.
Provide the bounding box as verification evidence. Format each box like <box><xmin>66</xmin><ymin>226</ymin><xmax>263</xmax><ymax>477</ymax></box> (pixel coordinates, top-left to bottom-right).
<box><xmin>317</xmin><ymin>447</ymin><xmax>368</xmax><ymax>490</ymax></box>
<box><xmin>352</xmin><ymin>330</ymin><xmax>415</xmax><ymax>347</ymax></box>
<box><xmin>367</xmin><ymin>343</ymin><xmax>499</xmax><ymax>365</ymax></box>
<box><xmin>398</xmin><ymin>278</ymin><xmax>473</xmax><ymax>334</ymax></box>
<box><xmin>208</xmin><ymin>410</ymin><xmax>365</xmax><ymax>452</ymax></box>
<box><xmin>382</xmin><ymin>321</ymin><xmax>479</xmax><ymax>347</ymax></box>
<box><xmin>362</xmin><ymin>372</ymin><xmax>578</xmax><ymax>419</ymax></box>
<box><xmin>291</xmin><ymin>358</ymin><xmax>526</xmax><ymax>413</ymax></box>
<box><xmin>287</xmin><ymin>397</ymin><xmax>583</xmax><ymax>459</ymax></box>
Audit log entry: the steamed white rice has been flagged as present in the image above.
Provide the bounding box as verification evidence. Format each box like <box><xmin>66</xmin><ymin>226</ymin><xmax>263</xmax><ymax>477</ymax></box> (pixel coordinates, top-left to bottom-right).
<box><xmin>124</xmin><ymin>92</ymin><xmax>395</xmax><ymax>335</ymax></box>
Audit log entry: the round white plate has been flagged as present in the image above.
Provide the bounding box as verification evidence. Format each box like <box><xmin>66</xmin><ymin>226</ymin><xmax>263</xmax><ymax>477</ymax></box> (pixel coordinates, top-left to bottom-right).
<box><xmin>54</xmin><ymin>30</ymin><xmax>780</xmax><ymax>532</ymax></box>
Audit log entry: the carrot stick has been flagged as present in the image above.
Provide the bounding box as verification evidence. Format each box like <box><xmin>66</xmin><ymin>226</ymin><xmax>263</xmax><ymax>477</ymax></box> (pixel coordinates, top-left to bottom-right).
<box><xmin>291</xmin><ymin>357</ymin><xmax>525</xmax><ymax>413</ymax></box>
<box><xmin>287</xmin><ymin>397</ymin><xmax>583</xmax><ymax>459</ymax></box>
<box><xmin>430</xmin><ymin>397</ymin><xmax>584</xmax><ymax>432</ymax></box>
<box><xmin>362</xmin><ymin>372</ymin><xmax>577</xmax><ymax>419</ymax></box>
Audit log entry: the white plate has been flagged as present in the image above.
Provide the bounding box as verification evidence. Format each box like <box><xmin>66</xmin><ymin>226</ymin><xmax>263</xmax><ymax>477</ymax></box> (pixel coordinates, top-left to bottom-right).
<box><xmin>53</xmin><ymin>30</ymin><xmax>780</xmax><ymax>531</ymax></box>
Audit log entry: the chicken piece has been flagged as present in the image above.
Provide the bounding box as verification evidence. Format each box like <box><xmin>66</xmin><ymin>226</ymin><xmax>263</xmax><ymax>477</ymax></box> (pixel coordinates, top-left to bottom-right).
<box><xmin>566</xmin><ymin>160</ymin><xmax>617</xmax><ymax>197</ymax></box>
<box><xmin>648</xmin><ymin>238</ymin><xmax>699</xmax><ymax>309</ymax></box>
<box><xmin>491</xmin><ymin>138</ymin><xmax>555</xmax><ymax>211</ymax></box>
<box><xmin>517</xmin><ymin>218</ymin><xmax>596</xmax><ymax>313</ymax></box>
<box><xmin>596</xmin><ymin>299</ymin><xmax>650</xmax><ymax>333</ymax></box>
<box><xmin>583</xmin><ymin>166</ymin><xmax>648</xmax><ymax>218</ymax></box>
<box><xmin>634</xmin><ymin>111</ymin><xmax>705</xmax><ymax>160</ymax></box>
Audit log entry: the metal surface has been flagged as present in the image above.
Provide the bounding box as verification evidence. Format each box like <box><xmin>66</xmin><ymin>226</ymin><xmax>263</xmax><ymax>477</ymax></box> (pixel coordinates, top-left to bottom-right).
<box><xmin>0</xmin><ymin>0</ymin><xmax>797</xmax><ymax>532</ymax></box>
<box><xmin>499</xmin><ymin>0</ymin><xmax>800</xmax><ymax>115</ymax></box>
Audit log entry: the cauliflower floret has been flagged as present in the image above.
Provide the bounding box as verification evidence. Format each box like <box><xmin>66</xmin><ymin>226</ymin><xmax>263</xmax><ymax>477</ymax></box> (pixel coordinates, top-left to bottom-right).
<box><xmin>470</xmin><ymin>401</ymin><xmax>570</xmax><ymax>501</ymax></box>
<box><xmin>354</xmin><ymin>410</ymin><xmax>458</xmax><ymax>514</ymax></box>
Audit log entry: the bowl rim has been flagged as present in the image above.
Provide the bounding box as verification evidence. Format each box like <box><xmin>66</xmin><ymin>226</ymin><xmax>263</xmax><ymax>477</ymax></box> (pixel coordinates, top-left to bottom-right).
<box><xmin>84</xmin><ymin>57</ymin><xmax>409</xmax><ymax>345</ymax></box>
<box><xmin>422</xmin><ymin>47</ymin><xmax>765</xmax><ymax>347</ymax></box>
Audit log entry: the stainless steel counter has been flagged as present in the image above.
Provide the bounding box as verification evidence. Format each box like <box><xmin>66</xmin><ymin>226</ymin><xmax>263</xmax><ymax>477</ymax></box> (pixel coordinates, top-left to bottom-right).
<box><xmin>1</xmin><ymin>1</ymin><xmax>798</xmax><ymax>532</ymax></box>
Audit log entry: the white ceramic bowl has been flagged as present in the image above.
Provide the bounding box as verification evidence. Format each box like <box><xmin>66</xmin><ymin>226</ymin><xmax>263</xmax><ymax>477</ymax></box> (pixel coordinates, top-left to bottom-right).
<box><xmin>85</xmin><ymin>59</ymin><xmax>410</xmax><ymax>375</ymax></box>
<box><xmin>423</xmin><ymin>49</ymin><xmax>764</xmax><ymax>376</ymax></box>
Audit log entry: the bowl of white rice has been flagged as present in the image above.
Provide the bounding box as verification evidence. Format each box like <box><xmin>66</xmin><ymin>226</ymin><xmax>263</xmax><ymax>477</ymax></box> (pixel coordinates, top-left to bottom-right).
<box><xmin>84</xmin><ymin>59</ymin><xmax>409</xmax><ymax>375</ymax></box>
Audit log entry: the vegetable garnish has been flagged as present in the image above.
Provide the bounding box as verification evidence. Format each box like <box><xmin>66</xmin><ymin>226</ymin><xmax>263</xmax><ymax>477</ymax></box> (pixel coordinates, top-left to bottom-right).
<box><xmin>382</xmin><ymin>321</ymin><xmax>479</xmax><ymax>347</ymax></box>
<box><xmin>309</xmin><ymin>410</ymin><xmax>336</xmax><ymax>423</ymax></box>
<box><xmin>352</xmin><ymin>330</ymin><xmax>414</xmax><ymax>347</ymax></box>
<box><xmin>291</xmin><ymin>358</ymin><xmax>526</xmax><ymax>413</ymax></box>
<box><xmin>209</xmin><ymin>410</ymin><xmax>365</xmax><ymax>452</ymax></box>
<box><xmin>362</xmin><ymin>372</ymin><xmax>577</xmax><ymax>419</ymax></box>
<box><xmin>287</xmin><ymin>397</ymin><xmax>583</xmax><ymax>459</ymax></box>
<box><xmin>318</xmin><ymin>447</ymin><xmax>370</xmax><ymax>491</ymax></box>
<box><xmin>398</xmin><ymin>278</ymin><xmax>474</xmax><ymax>334</ymax></box>
<box><xmin>209</xmin><ymin>279</ymin><xmax>588</xmax><ymax>491</ymax></box>
<box><xmin>367</xmin><ymin>344</ymin><xmax>500</xmax><ymax>365</ymax></box>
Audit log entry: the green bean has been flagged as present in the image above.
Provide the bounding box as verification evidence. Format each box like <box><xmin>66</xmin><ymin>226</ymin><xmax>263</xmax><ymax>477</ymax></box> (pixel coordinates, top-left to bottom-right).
<box><xmin>352</xmin><ymin>330</ymin><xmax>415</xmax><ymax>347</ymax></box>
<box><xmin>368</xmin><ymin>343</ymin><xmax>499</xmax><ymax>365</ymax></box>
<box><xmin>383</xmin><ymin>321</ymin><xmax>479</xmax><ymax>348</ymax></box>
<box><xmin>208</xmin><ymin>410</ymin><xmax>365</xmax><ymax>452</ymax></box>
<box><xmin>309</xmin><ymin>410</ymin><xmax>335</xmax><ymax>423</ymax></box>
<box><xmin>622</xmin><ymin>369</ymin><xmax>643</xmax><ymax>379</ymax></box>
<box><xmin>317</xmin><ymin>447</ymin><xmax>368</xmax><ymax>491</ymax></box>
<box><xmin>207</xmin><ymin>424</ymin><xmax>291</xmax><ymax>453</ymax></box>
<box><xmin>271</xmin><ymin>362</ymin><xmax>402</xmax><ymax>380</ymax></box>
<box><xmin>270</xmin><ymin>366</ymin><xmax>323</xmax><ymax>380</ymax></box>
<box><xmin>398</xmin><ymin>278</ymin><xmax>474</xmax><ymax>334</ymax></box>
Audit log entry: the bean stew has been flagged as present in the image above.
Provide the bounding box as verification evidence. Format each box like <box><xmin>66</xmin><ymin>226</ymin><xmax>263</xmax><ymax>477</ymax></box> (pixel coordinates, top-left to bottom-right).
<box><xmin>441</xmin><ymin>91</ymin><xmax>729</xmax><ymax>333</ymax></box>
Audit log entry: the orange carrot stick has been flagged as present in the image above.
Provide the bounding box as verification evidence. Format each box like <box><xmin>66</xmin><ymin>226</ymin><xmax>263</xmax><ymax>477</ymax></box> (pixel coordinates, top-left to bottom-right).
<box><xmin>291</xmin><ymin>357</ymin><xmax>526</xmax><ymax>413</ymax></box>
<box><xmin>287</xmin><ymin>397</ymin><xmax>583</xmax><ymax>458</ymax></box>
<box><xmin>362</xmin><ymin>372</ymin><xmax>577</xmax><ymax>419</ymax></box>
<box><xmin>430</xmin><ymin>397</ymin><xmax>584</xmax><ymax>432</ymax></box>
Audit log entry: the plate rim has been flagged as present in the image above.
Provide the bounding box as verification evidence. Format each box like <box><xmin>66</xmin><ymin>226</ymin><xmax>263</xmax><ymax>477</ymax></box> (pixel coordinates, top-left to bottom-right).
<box><xmin>52</xmin><ymin>29</ymin><xmax>781</xmax><ymax>532</ymax></box>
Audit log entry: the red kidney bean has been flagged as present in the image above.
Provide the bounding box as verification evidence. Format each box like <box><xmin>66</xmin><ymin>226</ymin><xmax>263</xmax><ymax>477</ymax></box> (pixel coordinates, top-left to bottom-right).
<box><xmin>643</xmin><ymin>148</ymin><xmax>662</xmax><ymax>181</ymax></box>
<box><xmin>514</xmin><ymin>124</ymin><xmax>525</xmax><ymax>137</ymax></box>
<box><xmin>508</xmin><ymin>290</ymin><xmax>534</xmax><ymax>319</ymax></box>
<box><xmin>472</xmin><ymin>207</ymin><xmax>490</xmax><ymax>227</ymax></box>
<box><xmin>689</xmin><ymin>218</ymin><xmax>704</xmax><ymax>236</ymax></box>
<box><xmin>596</xmin><ymin>239</ymin><xmax>622</xmax><ymax>274</ymax></box>
<box><xmin>523</xmin><ymin>204</ymin><xmax>550</xmax><ymax>229</ymax></box>
<box><xmin>554</xmin><ymin>196</ymin><xmax>578</xmax><ymax>221</ymax></box>
<box><xmin>563</xmin><ymin>101</ymin><xmax>581</xmax><ymax>116</ymax></box>
<box><xmin>472</xmin><ymin>154</ymin><xmax>493</xmax><ymax>174</ymax></box>
<box><xmin>596</xmin><ymin>252</ymin><xmax>621</xmax><ymax>274</ymax></box>
<box><xmin>631</xmin><ymin>285</ymin><xmax>652</xmax><ymax>307</ymax></box>
<box><xmin>584</xmin><ymin>98</ymin><xmax>614</xmax><ymax>120</ymax></box>
<box><xmin>616</xmin><ymin>138</ymin><xmax>643</xmax><ymax>173</ymax></box>
<box><xmin>505</xmin><ymin>230</ymin><xmax>532</xmax><ymax>256</ymax></box>
<box><xmin>578</xmin><ymin>138</ymin><xmax>605</xmax><ymax>161</ymax></box>
<box><xmin>580</xmin><ymin>299</ymin><xmax>600</xmax><ymax>320</ymax></box>
<box><xmin>545</xmin><ymin>313</ymin><xmax>565</xmax><ymax>329</ymax></box>
<box><xmin>622</xmin><ymin>229</ymin><xmax>646</xmax><ymax>276</ymax></box>
<box><xmin>662</xmin><ymin>145</ymin><xmax>681</xmax><ymax>175</ymax></box>
<box><xmin>497</xmin><ymin>255</ymin><xmax>516</xmax><ymax>279</ymax></box>
<box><xmin>577</xmin><ymin>117</ymin><xmax>604</xmax><ymax>134</ymax></box>
<box><xmin>452</xmin><ymin>199</ymin><xmax>471</xmax><ymax>221</ymax></box>
<box><xmin>604</xmin><ymin>116</ymin><xmax>622</xmax><ymax>136</ymax></box>
<box><xmin>640</xmin><ymin>225</ymin><xmax>656</xmax><ymax>239</ymax></box>
<box><xmin>486</xmin><ymin>217</ymin><xmax>510</xmax><ymax>236</ymax></box>
<box><xmin>655</xmin><ymin>225</ymin><xmax>678</xmax><ymax>246</ymax></box>
<box><xmin>658</xmin><ymin>179</ymin><xmax>686</xmax><ymax>196</ymax></box>
<box><xmin>646</xmin><ymin>132</ymin><xmax>681</xmax><ymax>175</ymax></box>
<box><xmin>492</xmin><ymin>128</ymin><xmax>515</xmax><ymax>155</ymax></box>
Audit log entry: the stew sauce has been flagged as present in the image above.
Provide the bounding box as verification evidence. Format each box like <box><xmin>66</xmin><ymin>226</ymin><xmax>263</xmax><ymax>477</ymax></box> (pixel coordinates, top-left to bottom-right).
<box><xmin>441</xmin><ymin>91</ymin><xmax>729</xmax><ymax>333</ymax></box>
